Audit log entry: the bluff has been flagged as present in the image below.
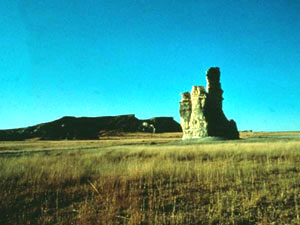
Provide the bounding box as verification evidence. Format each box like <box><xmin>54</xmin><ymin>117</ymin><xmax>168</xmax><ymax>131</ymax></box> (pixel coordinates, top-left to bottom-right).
<box><xmin>0</xmin><ymin>115</ymin><xmax>182</xmax><ymax>141</ymax></box>
<box><xmin>179</xmin><ymin>67</ymin><xmax>239</xmax><ymax>140</ymax></box>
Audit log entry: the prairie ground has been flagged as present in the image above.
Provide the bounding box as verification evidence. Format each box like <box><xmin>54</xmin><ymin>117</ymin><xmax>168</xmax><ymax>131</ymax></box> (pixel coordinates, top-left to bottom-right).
<box><xmin>1</xmin><ymin>132</ymin><xmax>300</xmax><ymax>224</ymax></box>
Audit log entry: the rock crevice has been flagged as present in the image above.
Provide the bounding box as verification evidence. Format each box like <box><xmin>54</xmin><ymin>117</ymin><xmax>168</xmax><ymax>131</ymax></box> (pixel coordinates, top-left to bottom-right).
<box><xmin>179</xmin><ymin>67</ymin><xmax>239</xmax><ymax>140</ymax></box>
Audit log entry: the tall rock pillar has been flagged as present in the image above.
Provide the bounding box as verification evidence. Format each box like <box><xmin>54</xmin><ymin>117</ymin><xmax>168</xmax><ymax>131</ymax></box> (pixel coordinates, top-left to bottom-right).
<box><xmin>180</xmin><ymin>86</ymin><xmax>208</xmax><ymax>139</ymax></box>
<box><xmin>206</xmin><ymin>67</ymin><xmax>223</xmax><ymax>110</ymax></box>
<box><xmin>179</xmin><ymin>67</ymin><xmax>239</xmax><ymax>140</ymax></box>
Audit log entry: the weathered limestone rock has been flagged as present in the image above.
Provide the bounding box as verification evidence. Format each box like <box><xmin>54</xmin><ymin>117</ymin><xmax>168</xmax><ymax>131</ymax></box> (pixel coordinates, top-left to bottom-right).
<box><xmin>179</xmin><ymin>67</ymin><xmax>239</xmax><ymax>140</ymax></box>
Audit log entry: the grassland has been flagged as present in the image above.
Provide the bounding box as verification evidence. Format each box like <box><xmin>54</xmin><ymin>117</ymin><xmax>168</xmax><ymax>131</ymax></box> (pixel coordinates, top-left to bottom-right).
<box><xmin>1</xmin><ymin>132</ymin><xmax>300</xmax><ymax>224</ymax></box>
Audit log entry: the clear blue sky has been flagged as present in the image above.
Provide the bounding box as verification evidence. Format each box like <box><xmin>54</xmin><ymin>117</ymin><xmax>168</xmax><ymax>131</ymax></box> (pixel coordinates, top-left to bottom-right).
<box><xmin>1</xmin><ymin>0</ymin><xmax>300</xmax><ymax>131</ymax></box>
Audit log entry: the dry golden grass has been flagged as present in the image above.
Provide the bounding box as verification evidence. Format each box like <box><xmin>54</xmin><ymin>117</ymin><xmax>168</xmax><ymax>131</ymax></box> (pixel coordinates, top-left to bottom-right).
<box><xmin>239</xmin><ymin>131</ymin><xmax>300</xmax><ymax>139</ymax></box>
<box><xmin>1</xmin><ymin>132</ymin><xmax>300</xmax><ymax>224</ymax></box>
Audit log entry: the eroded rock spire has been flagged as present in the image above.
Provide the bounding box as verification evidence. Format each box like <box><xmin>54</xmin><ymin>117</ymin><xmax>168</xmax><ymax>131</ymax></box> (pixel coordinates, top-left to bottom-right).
<box><xmin>179</xmin><ymin>67</ymin><xmax>239</xmax><ymax>140</ymax></box>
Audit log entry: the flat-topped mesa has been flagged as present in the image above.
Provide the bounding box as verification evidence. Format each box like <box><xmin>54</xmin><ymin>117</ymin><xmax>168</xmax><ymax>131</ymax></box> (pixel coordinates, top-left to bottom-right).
<box><xmin>179</xmin><ymin>67</ymin><xmax>239</xmax><ymax>140</ymax></box>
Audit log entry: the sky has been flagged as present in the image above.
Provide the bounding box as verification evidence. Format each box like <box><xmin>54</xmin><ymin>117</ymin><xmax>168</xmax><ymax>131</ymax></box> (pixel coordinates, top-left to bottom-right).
<box><xmin>1</xmin><ymin>0</ymin><xmax>300</xmax><ymax>131</ymax></box>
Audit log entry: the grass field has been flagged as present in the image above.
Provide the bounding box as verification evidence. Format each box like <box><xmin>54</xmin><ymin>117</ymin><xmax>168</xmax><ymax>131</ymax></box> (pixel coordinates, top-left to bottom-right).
<box><xmin>1</xmin><ymin>132</ymin><xmax>300</xmax><ymax>224</ymax></box>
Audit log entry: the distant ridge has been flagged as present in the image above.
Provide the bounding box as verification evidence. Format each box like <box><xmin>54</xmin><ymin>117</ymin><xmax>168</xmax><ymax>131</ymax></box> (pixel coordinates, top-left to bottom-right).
<box><xmin>0</xmin><ymin>114</ymin><xmax>182</xmax><ymax>141</ymax></box>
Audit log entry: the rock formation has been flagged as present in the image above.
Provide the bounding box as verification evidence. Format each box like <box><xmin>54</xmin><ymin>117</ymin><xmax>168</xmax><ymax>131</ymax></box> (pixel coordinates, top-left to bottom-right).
<box><xmin>179</xmin><ymin>67</ymin><xmax>239</xmax><ymax>140</ymax></box>
<box><xmin>0</xmin><ymin>115</ymin><xmax>182</xmax><ymax>141</ymax></box>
